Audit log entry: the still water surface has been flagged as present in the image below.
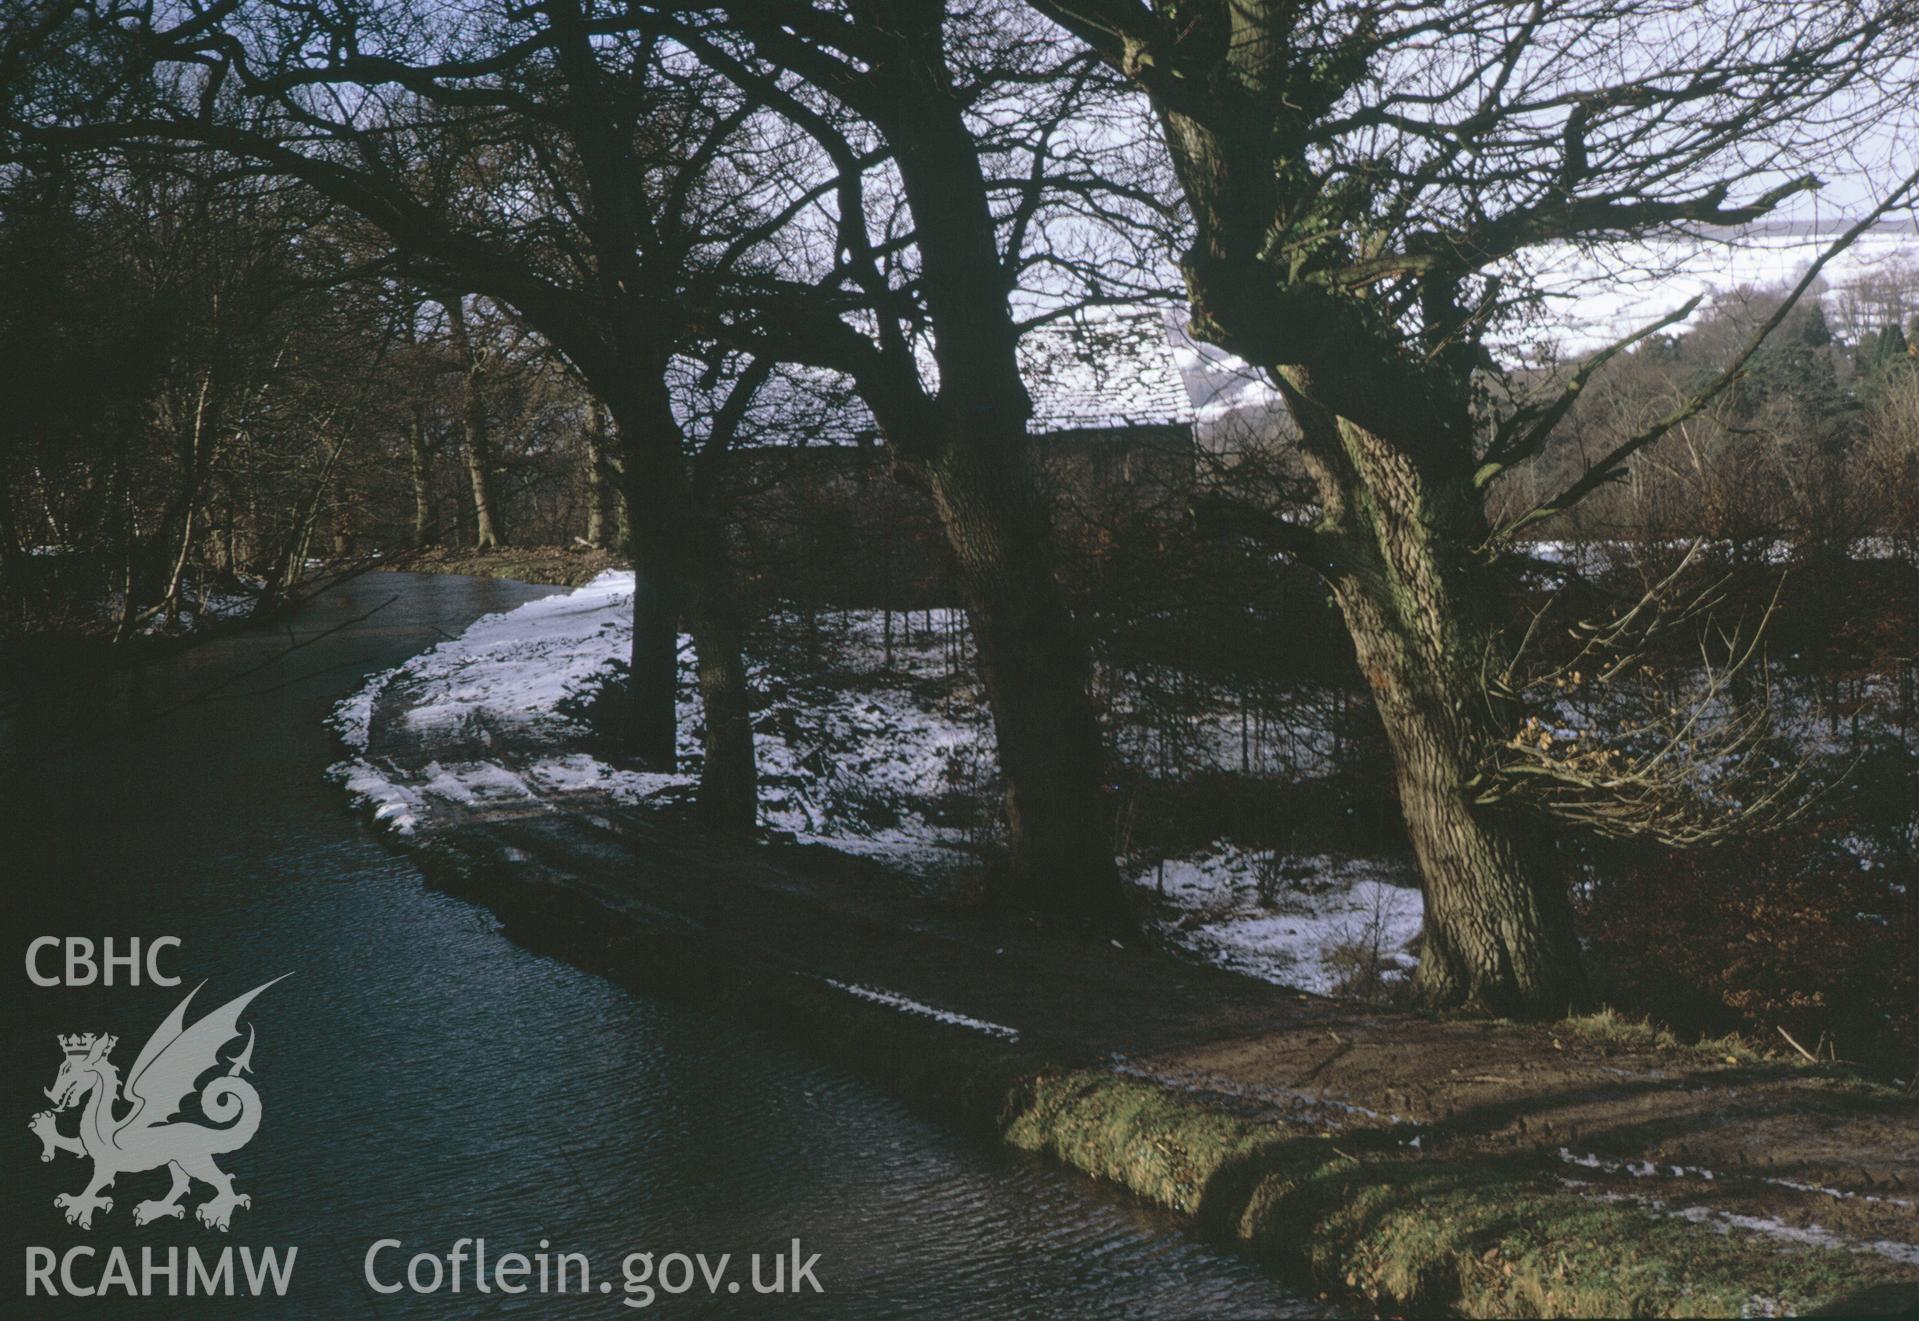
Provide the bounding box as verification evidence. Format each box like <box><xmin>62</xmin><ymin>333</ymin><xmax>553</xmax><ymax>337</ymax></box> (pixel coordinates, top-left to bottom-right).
<box><xmin>2</xmin><ymin>573</ymin><xmax>1312</xmax><ymax>1318</ymax></box>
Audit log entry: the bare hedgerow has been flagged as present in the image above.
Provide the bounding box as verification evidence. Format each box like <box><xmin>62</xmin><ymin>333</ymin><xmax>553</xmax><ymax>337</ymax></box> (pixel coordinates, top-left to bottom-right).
<box><xmin>1476</xmin><ymin>542</ymin><xmax>1814</xmax><ymax>848</ymax></box>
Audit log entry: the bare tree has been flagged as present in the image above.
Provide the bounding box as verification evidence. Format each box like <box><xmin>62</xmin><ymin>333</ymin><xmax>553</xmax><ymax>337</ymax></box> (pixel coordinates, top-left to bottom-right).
<box><xmin>12</xmin><ymin>0</ymin><xmax>1182</xmax><ymax>915</ymax></box>
<box><xmin>438</xmin><ymin>294</ymin><xmax>506</xmax><ymax>550</ymax></box>
<box><xmin>1864</xmin><ymin>346</ymin><xmax>1919</xmax><ymax>559</ymax></box>
<box><xmin>656</xmin><ymin>0</ymin><xmax>1176</xmax><ymax>921</ymax></box>
<box><xmin>8</xmin><ymin>2</ymin><xmax>815</xmax><ymax>809</ymax></box>
<box><xmin>1032</xmin><ymin>0</ymin><xmax>1919</xmax><ymax>1010</ymax></box>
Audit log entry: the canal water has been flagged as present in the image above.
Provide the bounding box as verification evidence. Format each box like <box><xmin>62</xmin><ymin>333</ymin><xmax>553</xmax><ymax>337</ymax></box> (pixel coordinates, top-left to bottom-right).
<box><xmin>1</xmin><ymin>573</ymin><xmax>1312</xmax><ymax>1318</ymax></box>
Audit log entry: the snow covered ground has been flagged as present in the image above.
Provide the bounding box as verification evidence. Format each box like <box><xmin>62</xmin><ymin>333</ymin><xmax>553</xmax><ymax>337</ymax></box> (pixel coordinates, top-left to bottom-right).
<box><xmin>327</xmin><ymin>573</ymin><xmax>996</xmax><ymax>862</ymax></box>
<box><xmin>328</xmin><ymin>569</ymin><xmax>1425</xmax><ymax>998</ymax></box>
<box><xmin>328</xmin><ymin>572</ymin><xmax>700</xmax><ymax>836</ymax></box>
<box><xmin>103</xmin><ymin>574</ymin><xmax>263</xmax><ymax>636</ymax></box>
<box><xmin>328</xmin><ymin>560</ymin><xmax>1916</xmax><ymax>997</ymax></box>
<box><xmin>1520</xmin><ymin>223</ymin><xmax>1919</xmax><ymax>357</ymax></box>
<box><xmin>1132</xmin><ymin>847</ymin><xmax>1423</xmax><ymax>996</ymax></box>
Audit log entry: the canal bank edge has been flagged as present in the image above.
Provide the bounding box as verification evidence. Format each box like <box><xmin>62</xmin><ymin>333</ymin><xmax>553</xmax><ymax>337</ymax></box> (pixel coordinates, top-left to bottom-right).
<box><xmin>328</xmin><ymin>560</ymin><xmax>1918</xmax><ymax>1318</ymax></box>
<box><xmin>361</xmin><ymin>820</ymin><xmax>1910</xmax><ymax>1321</ymax></box>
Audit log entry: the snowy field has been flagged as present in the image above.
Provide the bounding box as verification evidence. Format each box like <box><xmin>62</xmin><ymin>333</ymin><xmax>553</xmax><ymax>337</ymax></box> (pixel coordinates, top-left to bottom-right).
<box><xmin>1520</xmin><ymin>223</ymin><xmax>1919</xmax><ymax>356</ymax></box>
<box><xmin>1179</xmin><ymin>222</ymin><xmax>1919</xmax><ymax>423</ymax></box>
<box><xmin>328</xmin><ymin>569</ymin><xmax>1426</xmax><ymax>998</ymax></box>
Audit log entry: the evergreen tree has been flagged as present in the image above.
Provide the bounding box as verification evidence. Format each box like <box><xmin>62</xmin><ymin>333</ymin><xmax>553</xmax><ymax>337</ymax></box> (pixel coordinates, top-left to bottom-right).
<box><xmin>1858</xmin><ymin>321</ymin><xmax>1913</xmax><ymax>408</ymax></box>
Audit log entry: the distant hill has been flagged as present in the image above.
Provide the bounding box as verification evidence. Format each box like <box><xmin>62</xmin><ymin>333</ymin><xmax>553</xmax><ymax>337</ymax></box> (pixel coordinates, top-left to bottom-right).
<box><xmin>1173</xmin><ymin>220</ymin><xmax>1919</xmax><ymax>438</ymax></box>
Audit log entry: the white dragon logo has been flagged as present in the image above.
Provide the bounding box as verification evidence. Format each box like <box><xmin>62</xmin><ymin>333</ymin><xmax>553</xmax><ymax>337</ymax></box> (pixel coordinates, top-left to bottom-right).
<box><xmin>29</xmin><ymin>977</ymin><xmax>286</xmax><ymax>1232</ymax></box>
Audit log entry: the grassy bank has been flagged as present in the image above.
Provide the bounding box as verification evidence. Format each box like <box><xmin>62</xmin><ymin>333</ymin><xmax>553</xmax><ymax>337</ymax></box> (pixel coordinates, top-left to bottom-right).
<box><xmin>1006</xmin><ymin>1070</ymin><xmax>1896</xmax><ymax>1317</ymax></box>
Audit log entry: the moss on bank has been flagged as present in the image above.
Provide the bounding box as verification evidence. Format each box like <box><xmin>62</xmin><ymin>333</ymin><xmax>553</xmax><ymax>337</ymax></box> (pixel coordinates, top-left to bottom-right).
<box><xmin>1004</xmin><ymin>1070</ymin><xmax>1906</xmax><ymax>1317</ymax></box>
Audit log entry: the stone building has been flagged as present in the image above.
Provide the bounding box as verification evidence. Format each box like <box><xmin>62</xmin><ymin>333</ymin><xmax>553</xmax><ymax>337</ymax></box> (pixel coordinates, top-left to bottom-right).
<box><xmin>723</xmin><ymin>310</ymin><xmax>1198</xmax><ymax>608</ymax></box>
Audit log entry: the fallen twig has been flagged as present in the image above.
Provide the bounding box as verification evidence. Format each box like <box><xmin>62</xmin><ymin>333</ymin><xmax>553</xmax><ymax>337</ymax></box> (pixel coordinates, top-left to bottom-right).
<box><xmin>1776</xmin><ymin>1025</ymin><xmax>1818</xmax><ymax>1064</ymax></box>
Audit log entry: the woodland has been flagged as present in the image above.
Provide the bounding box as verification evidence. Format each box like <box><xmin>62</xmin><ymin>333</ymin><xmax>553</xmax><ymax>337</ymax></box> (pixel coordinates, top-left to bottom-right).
<box><xmin>3</xmin><ymin>0</ymin><xmax>1917</xmax><ymax>1073</ymax></box>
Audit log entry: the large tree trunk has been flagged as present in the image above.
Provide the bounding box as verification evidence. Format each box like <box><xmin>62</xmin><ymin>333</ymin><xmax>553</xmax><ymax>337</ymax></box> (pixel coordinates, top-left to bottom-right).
<box><xmin>919</xmin><ymin>433</ymin><xmax>1120</xmax><ymax>924</ymax></box>
<box><xmin>1308</xmin><ymin>407</ymin><xmax>1586</xmax><ymax>1015</ymax></box>
<box><xmin>605</xmin><ymin>370</ymin><xmax>688</xmax><ymax>770</ymax></box>
<box><xmin>1334</xmin><ymin>574</ymin><xmax>1585</xmax><ymax>1015</ymax></box>
<box><xmin>684</xmin><ymin>510</ymin><xmax>756</xmax><ymax>833</ymax></box>
<box><xmin>1166</xmin><ymin>48</ymin><xmax>1595</xmax><ymax>1009</ymax></box>
<box><xmin>860</xmin><ymin>59</ymin><xmax>1122</xmax><ymax>926</ymax></box>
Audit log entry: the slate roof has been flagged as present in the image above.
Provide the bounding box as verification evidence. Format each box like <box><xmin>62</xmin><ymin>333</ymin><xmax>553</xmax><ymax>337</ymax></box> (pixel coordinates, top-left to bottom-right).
<box><xmin>725</xmin><ymin>308</ymin><xmax>1194</xmax><ymax>448</ymax></box>
<box><xmin>1018</xmin><ymin>310</ymin><xmax>1195</xmax><ymax>433</ymax></box>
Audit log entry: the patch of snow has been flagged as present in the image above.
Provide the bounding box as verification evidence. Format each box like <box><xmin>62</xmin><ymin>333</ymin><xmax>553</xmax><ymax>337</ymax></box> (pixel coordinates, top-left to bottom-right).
<box><xmin>749</xmin><ymin>612</ymin><xmax>992</xmax><ymax>857</ymax></box>
<box><xmin>327</xmin><ymin>667</ymin><xmax>392</xmax><ymax>752</ymax></box>
<box><xmin>1558</xmin><ymin>1148</ymin><xmax>1716</xmax><ymax>1181</ymax></box>
<box><xmin>1763</xmin><ymin>1178</ymin><xmax>1916</xmax><ymax>1211</ymax></box>
<box><xmin>1131</xmin><ymin>846</ymin><xmax>1423</xmax><ymax>996</ymax></box>
<box><xmin>329</xmin><ymin>758</ymin><xmax>423</xmax><ymax>836</ymax></box>
<box><xmin>417</xmin><ymin>759</ymin><xmax>538</xmax><ymax>806</ymax></box>
<box><xmin>1561</xmin><ymin>1163</ymin><xmax>1919</xmax><ymax>1269</ymax></box>
<box><xmin>326</xmin><ymin>572</ymin><xmax>699</xmax><ymax>833</ymax></box>
<box><xmin>1110</xmin><ymin>1055</ymin><xmax>1400</xmax><ymax>1125</ymax></box>
<box><xmin>1674</xmin><ymin>1204</ymin><xmax>1919</xmax><ymax>1270</ymax></box>
<box><xmin>388</xmin><ymin>570</ymin><xmax>644</xmax><ymax>748</ymax></box>
<box><xmin>102</xmin><ymin>576</ymin><xmax>265</xmax><ymax>637</ymax></box>
<box><xmin>821</xmin><ymin>979</ymin><xmax>1020</xmax><ymax>1041</ymax></box>
<box><xmin>522</xmin><ymin>754</ymin><xmax>688</xmax><ymax>805</ymax></box>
